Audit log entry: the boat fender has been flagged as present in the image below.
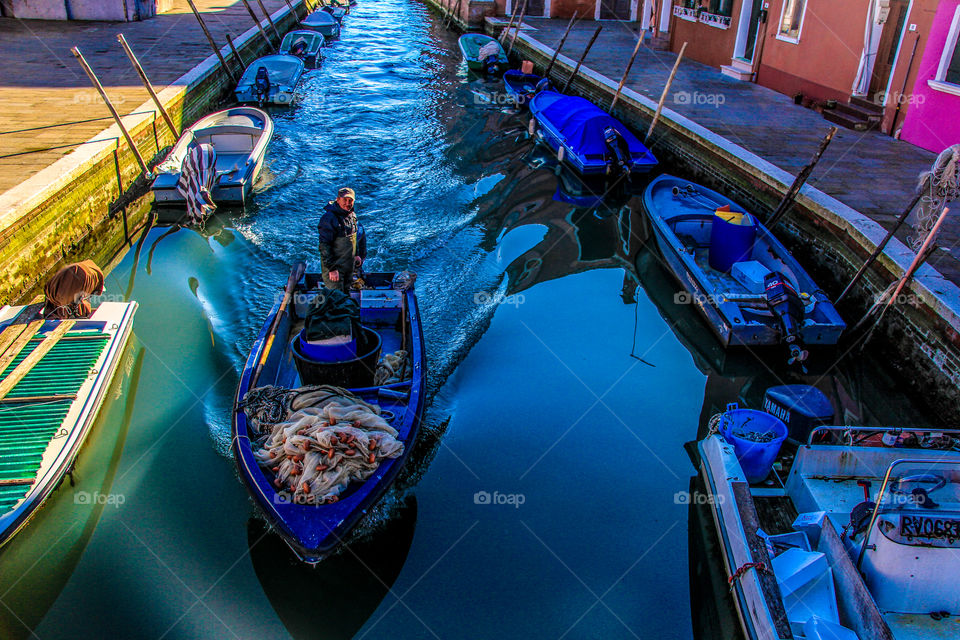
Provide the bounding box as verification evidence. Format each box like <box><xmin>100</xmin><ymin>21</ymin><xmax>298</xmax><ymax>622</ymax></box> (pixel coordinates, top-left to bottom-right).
<box><xmin>527</xmin><ymin>118</ymin><xmax>537</xmax><ymax>137</ymax></box>
<box><xmin>557</xmin><ymin>145</ymin><xmax>565</xmax><ymax>162</ymax></box>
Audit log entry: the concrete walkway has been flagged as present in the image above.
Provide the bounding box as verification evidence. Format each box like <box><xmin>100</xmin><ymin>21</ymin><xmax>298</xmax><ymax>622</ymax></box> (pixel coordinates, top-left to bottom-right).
<box><xmin>0</xmin><ymin>0</ymin><xmax>293</xmax><ymax>193</ymax></box>
<box><xmin>513</xmin><ymin>18</ymin><xmax>959</xmax><ymax>285</ymax></box>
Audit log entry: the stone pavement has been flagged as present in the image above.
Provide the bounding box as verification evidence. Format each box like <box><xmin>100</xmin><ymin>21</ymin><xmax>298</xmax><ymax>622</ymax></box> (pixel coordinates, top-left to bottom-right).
<box><xmin>0</xmin><ymin>0</ymin><xmax>294</xmax><ymax>194</ymax></box>
<box><xmin>516</xmin><ymin>18</ymin><xmax>960</xmax><ymax>286</ymax></box>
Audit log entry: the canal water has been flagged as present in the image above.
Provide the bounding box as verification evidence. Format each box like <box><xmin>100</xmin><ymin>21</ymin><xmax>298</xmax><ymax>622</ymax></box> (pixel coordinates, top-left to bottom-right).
<box><xmin>0</xmin><ymin>1</ymin><xmax>932</xmax><ymax>639</ymax></box>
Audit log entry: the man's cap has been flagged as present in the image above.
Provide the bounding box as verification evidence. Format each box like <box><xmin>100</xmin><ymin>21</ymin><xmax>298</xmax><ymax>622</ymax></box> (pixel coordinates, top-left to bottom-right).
<box><xmin>338</xmin><ymin>187</ymin><xmax>355</xmax><ymax>199</ymax></box>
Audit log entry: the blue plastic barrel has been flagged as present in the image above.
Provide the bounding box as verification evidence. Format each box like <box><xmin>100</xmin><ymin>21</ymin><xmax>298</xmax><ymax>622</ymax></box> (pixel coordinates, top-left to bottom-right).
<box><xmin>297</xmin><ymin>330</ymin><xmax>357</xmax><ymax>362</ymax></box>
<box><xmin>718</xmin><ymin>404</ymin><xmax>787</xmax><ymax>483</ymax></box>
<box><xmin>709</xmin><ymin>210</ymin><xmax>757</xmax><ymax>272</ymax></box>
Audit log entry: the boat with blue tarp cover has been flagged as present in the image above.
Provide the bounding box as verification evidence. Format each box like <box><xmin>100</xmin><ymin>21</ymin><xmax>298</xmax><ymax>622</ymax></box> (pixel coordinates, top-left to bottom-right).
<box><xmin>643</xmin><ymin>174</ymin><xmax>844</xmax><ymax>359</ymax></box>
<box><xmin>529</xmin><ymin>90</ymin><xmax>658</xmax><ymax>177</ymax></box>
<box><xmin>0</xmin><ymin>301</ymin><xmax>137</xmax><ymax>548</ymax></box>
<box><xmin>232</xmin><ymin>267</ymin><xmax>425</xmax><ymax>564</ymax></box>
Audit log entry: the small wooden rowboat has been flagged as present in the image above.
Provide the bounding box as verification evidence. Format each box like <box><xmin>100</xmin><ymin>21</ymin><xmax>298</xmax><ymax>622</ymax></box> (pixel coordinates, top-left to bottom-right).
<box><xmin>0</xmin><ymin>300</ymin><xmax>138</xmax><ymax>548</ymax></box>
<box><xmin>232</xmin><ymin>267</ymin><xmax>426</xmax><ymax>564</ymax></box>
<box><xmin>529</xmin><ymin>90</ymin><xmax>658</xmax><ymax>177</ymax></box>
<box><xmin>279</xmin><ymin>30</ymin><xmax>325</xmax><ymax>69</ymax></box>
<box><xmin>151</xmin><ymin>107</ymin><xmax>273</xmax><ymax>206</ymax></box>
<box><xmin>503</xmin><ymin>69</ymin><xmax>547</xmax><ymax>108</ymax></box>
<box><xmin>234</xmin><ymin>54</ymin><xmax>305</xmax><ymax>106</ymax></box>
<box><xmin>643</xmin><ymin>174</ymin><xmax>845</xmax><ymax>354</ymax></box>
<box><xmin>302</xmin><ymin>9</ymin><xmax>341</xmax><ymax>38</ymax></box>
<box><xmin>458</xmin><ymin>33</ymin><xmax>508</xmax><ymax>74</ymax></box>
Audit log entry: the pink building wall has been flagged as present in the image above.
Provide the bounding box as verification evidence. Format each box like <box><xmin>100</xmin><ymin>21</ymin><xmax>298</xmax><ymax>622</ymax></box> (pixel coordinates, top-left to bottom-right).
<box><xmin>900</xmin><ymin>0</ymin><xmax>960</xmax><ymax>152</ymax></box>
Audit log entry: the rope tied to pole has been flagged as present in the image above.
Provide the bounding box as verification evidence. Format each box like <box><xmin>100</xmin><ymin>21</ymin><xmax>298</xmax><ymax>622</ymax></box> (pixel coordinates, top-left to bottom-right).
<box><xmin>728</xmin><ymin>561</ymin><xmax>768</xmax><ymax>591</ymax></box>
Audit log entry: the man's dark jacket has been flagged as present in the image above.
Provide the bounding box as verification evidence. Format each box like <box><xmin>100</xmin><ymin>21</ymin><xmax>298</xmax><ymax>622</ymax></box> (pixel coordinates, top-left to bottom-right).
<box><xmin>317</xmin><ymin>201</ymin><xmax>367</xmax><ymax>275</ymax></box>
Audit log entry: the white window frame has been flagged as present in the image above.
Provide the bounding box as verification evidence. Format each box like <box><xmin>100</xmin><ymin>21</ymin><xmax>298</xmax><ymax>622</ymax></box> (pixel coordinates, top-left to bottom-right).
<box><xmin>776</xmin><ymin>0</ymin><xmax>807</xmax><ymax>44</ymax></box>
<box><xmin>929</xmin><ymin>5</ymin><xmax>960</xmax><ymax>95</ymax></box>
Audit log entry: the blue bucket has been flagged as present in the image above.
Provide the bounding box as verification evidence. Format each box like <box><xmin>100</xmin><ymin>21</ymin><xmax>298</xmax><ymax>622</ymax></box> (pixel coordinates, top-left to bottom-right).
<box><xmin>297</xmin><ymin>330</ymin><xmax>357</xmax><ymax>362</ymax></box>
<box><xmin>709</xmin><ymin>210</ymin><xmax>757</xmax><ymax>272</ymax></box>
<box><xmin>718</xmin><ymin>404</ymin><xmax>787</xmax><ymax>484</ymax></box>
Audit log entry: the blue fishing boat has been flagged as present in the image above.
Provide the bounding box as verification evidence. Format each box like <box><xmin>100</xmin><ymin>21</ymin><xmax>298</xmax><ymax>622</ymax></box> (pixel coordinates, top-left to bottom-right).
<box><xmin>643</xmin><ymin>174</ymin><xmax>844</xmax><ymax>359</ymax></box>
<box><xmin>503</xmin><ymin>69</ymin><xmax>548</xmax><ymax>108</ymax></box>
<box><xmin>320</xmin><ymin>4</ymin><xmax>346</xmax><ymax>22</ymax></box>
<box><xmin>234</xmin><ymin>54</ymin><xmax>305</xmax><ymax>106</ymax></box>
<box><xmin>529</xmin><ymin>90</ymin><xmax>658</xmax><ymax>176</ymax></box>
<box><xmin>695</xmin><ymin>390</ymin><xmax>960</xmax><ymax>640</ymax></box>
<box><xmin>279</xmin><ymin>30</ymin><xmax>325</xmax><ymax>69</ymax></box>
<box><xmin>232</xmin><ymin>266</ymin><xmax>426</xmax><ymax>564</ymax></box>
<box><xmin>302</xmin><ymin>9</ymin><xmax>341</xmax><ymax>38</ymax></box>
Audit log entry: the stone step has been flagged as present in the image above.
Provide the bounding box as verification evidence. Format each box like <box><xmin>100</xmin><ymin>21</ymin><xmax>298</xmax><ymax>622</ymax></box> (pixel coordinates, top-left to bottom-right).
<box><xmin>822</xmin><ymin>108</ymin><xmax>876</xmax><ymax>132</ymax></box>
<box><xmin>729</xmin><ymin>57</ymin><xmax>753</xmax><ymax>73</ymax></box>
<box><xmin>834</xmin><ymin>100</ymin><xmax>882</xmax><ymax>122</ymax></box>
<box><xmin>720</xmin><ymin>64</ymin><xmax>753</xmax><ymax>81</ymax></box>
<box><xmin>849</xmin><ymin>95</ymin><xmax>885</xmax><ymax>114</ymax></box>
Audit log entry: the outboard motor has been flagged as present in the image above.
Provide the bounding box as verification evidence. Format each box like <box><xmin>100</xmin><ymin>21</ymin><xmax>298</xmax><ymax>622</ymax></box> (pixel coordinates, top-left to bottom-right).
<box><xmin>534</xmin><ymin>77</ymin><xmax>552</xmax><ymax>94</ymax></box>
<box><xmin>254</xmin><ymin>66</ymin><xmax>271</xmax><ymax>106</ymax></box>
<box><xmin>482</xmin><ymin>54</ymin><xmax>501</xmax><ymax>76</ymax></box>
<box><xmin>290</xmin><ymin>39</ymin><xmax>307</xmax><ymax>59</ymax></box>
<box><xmin>764</xmin><ymin>271</ymin><xmax>808</xmax><ymax>365</ymax></box>
<box><xmin>603</xmin><ymin>126</ymin><xmax>631</xmax><ymax>175</ymax></box>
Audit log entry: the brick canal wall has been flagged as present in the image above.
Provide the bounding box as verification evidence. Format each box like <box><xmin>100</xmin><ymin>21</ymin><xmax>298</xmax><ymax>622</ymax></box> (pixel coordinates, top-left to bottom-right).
<box><xmin>0</xmin><ymin>1</ymin><xmax>313</xmax><ymax>306</ymax></box>
<box><xmin>489</xmin><ymin>20</ymin><xmax>960</xmax><ymax>423</ymax></box>
<box><xmin>421</xmin><ymin>0</ymin><xmax>496</xmax><ymax>30</ymax></box>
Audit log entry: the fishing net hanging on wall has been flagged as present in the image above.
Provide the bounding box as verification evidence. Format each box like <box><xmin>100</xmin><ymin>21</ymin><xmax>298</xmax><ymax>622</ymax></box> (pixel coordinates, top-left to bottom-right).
<box><xmin>913</xmin><ymin>144</ymin><xmax>960</xmax><ymax>252</ymax></box>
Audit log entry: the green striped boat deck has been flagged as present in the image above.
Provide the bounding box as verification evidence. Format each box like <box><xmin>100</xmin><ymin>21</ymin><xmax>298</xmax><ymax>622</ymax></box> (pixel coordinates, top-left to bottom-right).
<box><xmin>0</xmin><ymin>330</ymin><xmax>109</xmax><ymax>513</ymax></box>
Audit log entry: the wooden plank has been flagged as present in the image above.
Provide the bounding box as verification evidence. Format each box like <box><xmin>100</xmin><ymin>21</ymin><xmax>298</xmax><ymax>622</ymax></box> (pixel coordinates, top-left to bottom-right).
<box><xmin>0</xmin><ymin>319</ymin><xmax>45</xmax><ymax>376</ymax></box>
<box><xmin>0</xmin><ymin>303</ymin><xmax>43</xmax><ymax>355</ymax></box>
<box><xmin>0</xmin><ymin>478</ymin><xmax>35</xmax><ymax>487</ymax></box>
<box><xmin>0</xmin><ymin>393</ymin><xmax>77</xmax><ymax>405</ymax></box>
<box><xmin>0</xmin><ymin>320</ymin><xmax>75</xmax><ymax>402</ymax></box>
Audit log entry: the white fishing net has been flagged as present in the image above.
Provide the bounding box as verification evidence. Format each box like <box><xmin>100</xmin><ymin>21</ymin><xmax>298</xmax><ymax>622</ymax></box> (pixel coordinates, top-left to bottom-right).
<box><xmin>913</xmin><ymin>144</ymin><xmax>960</xmax><ymax>252</ymax></box>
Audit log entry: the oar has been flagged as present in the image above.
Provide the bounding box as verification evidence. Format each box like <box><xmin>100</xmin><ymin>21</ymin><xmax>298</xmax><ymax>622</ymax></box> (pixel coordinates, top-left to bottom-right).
<box><xmin>250</xmin><ymin>262</ymin><xmax>306</xmax><ymax>389</ymax></box>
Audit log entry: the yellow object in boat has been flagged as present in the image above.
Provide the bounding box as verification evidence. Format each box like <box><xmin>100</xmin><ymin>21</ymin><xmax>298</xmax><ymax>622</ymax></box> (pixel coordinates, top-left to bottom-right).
<box><xmin>714</xmin><ymin>204</ymin><xmax>753</xmax><ymax>226</ymax></box>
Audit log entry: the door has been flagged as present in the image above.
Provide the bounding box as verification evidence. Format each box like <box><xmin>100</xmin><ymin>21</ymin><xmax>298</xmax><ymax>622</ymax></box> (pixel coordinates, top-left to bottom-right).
<box><xmin>600</xmin><ymin>0</ymin><xmax>632</xmax><ymax>20</ymax></box>
<box><xmin>510</xmin><ymin>0</ymin><xmax>545</xmax><ymax>17</ymax></box>
<box><xmin>742</xmin><ymin>0</ymin><xmax>764</xmax><ymax>62</ymax></box>
<box><xmin>869</xmin><ymin>0</ymin><xmax>909</xmax><ymax>99</ymax></box>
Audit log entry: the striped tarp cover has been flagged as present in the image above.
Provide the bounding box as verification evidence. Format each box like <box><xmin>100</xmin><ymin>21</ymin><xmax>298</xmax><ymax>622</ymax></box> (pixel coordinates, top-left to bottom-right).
<box><xmin>176</xmin><ymin>143</ymin><xmax>218</xmax><ymax>225</ymax></box>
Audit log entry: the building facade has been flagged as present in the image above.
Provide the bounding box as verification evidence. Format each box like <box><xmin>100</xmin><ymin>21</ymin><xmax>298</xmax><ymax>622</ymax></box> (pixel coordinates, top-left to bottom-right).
<box><xmin>663</xmin><ymin>0</ymin><xmax>958</xmax><ymax>153</ymax></box>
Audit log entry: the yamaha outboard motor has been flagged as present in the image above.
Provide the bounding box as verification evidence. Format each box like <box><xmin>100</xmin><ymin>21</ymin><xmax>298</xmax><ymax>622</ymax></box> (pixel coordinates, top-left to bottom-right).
<box><xmin>254</xmin><ymin>66</ymin><xmax>271</xmax><ymax>106</ymax></box>
<box><xmin>603</xmin><ymin>126</ymin><xmax>631</xmax><ymax>175</ymax></box>
<box><xmin>291</xmin><ymin>39</ymin><xmax>307</xmax><ymax>58</ymax></box>
<box><xmin>764</xmin><ymin>271</ymin><xmax>808</xmax><ymax>365</ymax></box>
<box><xmin>482</xmin><ymin>55</ymin><xmax>501</xmax><ymax>76</ymax></box>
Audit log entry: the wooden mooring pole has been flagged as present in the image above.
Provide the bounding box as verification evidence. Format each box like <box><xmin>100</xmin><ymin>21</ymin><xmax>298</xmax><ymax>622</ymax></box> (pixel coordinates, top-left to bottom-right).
<box><xmin>283</xmin><ymin>0</ymin><xmax>301</xmax><ymax>20</ymax></box>
<box><xmin>240</xmin><ymin>0</ymin><xmax>274</xmax><ymax>46</ymax></box>
<box><xmin>256</xmin><ymin>0</ymin><xmax>284</xmax><ymax>43</ymax></box>
<box><xmin>507</xmin><ymin>0</ymin><xmax>529</xmax><ymax>57</ymax></box>
<box><xmin>645</xmin><ymin>41</ymin><xmax>686</xmax><ymax>144</ymax></box>
<box><xmin>71</xmin><ymin>47</ymin><xmax>149</xmax><ymax>176</ymax></box>
<box><xmin>543</xmin><ymin>11</ymin><xmax>577</xmax><ymax>78</ymax></box>
<box><xmin>561</xmin><ymin>24</ymin><xmax>602</xmax><ymax>93</ymax></box>
<box><xmin>116</xmin><ymin>34</ymin><xmax>179</xmax><ymax>138</ymax></box>
<box><xmin>837</xmin><ymin>192</ymin><xmax>923</xmax><ymax>303</ymax></box>
<box><xmin>497</xmin><ymin>7</ymin><xmax>519</xmax><ymax>44</ymax></box>
<box><xmin>610</xmin><ymin>31</ymin><xmax>645</xmax><ymax>111</ymax></box>
<box><xmin>185</xmin><ymin>0</ymin><xmax>240</xmax><ymax>82</ymax></box>
<box><xmin>765</xmin><ymin>126</ymin><xmax>838</xmax><ymax>229</ymax></box>
<box><xmin>225</xmin><ymin>33</ymin><xmax>247</xmax><ymax>71</ymax></box>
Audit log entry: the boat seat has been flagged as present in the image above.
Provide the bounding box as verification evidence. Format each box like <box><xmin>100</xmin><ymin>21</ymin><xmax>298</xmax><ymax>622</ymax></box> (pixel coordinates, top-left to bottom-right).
<box><xmin>207</xmin><ymin>133</ymin><xmax>256</xmax><ymax>154</ymax></box>
<box><xmin>214</xmin><ymin>153</ymin><xmax>249</xmax><ymax>173</ymax></box>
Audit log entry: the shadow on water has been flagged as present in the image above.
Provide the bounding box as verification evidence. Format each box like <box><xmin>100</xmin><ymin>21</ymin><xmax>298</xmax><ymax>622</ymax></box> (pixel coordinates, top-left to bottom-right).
<box><xmin>248</xmin><ymin>497</ymin><xmax>418</xmax><ymax>640</ymax></box>
<box><xmin>0</xmin><ymin>343</ymin><xmax>144</xmax><ymax>640</ymax></box>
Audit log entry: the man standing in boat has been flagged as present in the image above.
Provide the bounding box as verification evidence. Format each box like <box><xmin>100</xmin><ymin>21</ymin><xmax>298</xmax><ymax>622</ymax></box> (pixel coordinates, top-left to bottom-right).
<box><xmin>318</xmin><ymin>187</ymin><xmax>367</xmax><ymax>292</ymax></box>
